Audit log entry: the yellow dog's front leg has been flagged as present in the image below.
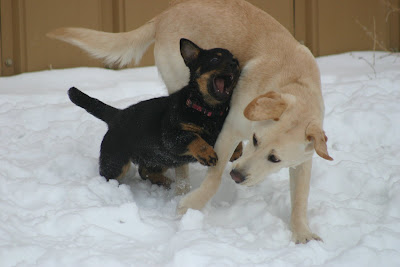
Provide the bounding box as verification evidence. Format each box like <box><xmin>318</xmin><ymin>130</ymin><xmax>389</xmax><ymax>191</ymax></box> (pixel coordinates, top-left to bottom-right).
<box><xmin>290</xmin><ymin>159</ymin><xmax>322</xmax><ymax>244</ymax></box>
<box><xmin>177</xmin><ymin>126</ymin><xmax>239</xmax><ymax>214</ymax></box>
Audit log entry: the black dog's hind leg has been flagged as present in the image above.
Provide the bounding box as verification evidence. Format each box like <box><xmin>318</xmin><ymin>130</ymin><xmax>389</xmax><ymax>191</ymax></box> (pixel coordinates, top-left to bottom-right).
<box><xmin>138</xmin><ymin>165</ymin><xmax>172</xmax><ymax>189</ymax></box>
<box><xmin>99</xmin><ymin>132</ymin><xmax>131</xmax><ymax>182</ymax></box>
<box><xmin>99</xmin><ymin>152</ymin><xmax>131</xmax><ymax>181</ymax></box>
<box><xmin>175</xmin><ymin>164</ymin><xmax>190</xmax><ymax>195</ymax></box>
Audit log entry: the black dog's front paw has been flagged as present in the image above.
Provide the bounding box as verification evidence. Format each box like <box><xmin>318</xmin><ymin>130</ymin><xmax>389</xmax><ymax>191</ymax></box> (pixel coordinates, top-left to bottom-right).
<box><xmin>197</xmin><ymin>149</ymin><xmax>218</xmax><ymax>166</ymax></box>
<box><xmin>186</xmin><ymin>137</ymin><xmax>219</xmax><ymax>166</ymax></box>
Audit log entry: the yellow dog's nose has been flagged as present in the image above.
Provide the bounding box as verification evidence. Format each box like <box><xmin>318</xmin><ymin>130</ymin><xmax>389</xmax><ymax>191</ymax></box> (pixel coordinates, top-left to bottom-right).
<box><xmin>230</xmin><ymin>169</ymin><xmax>246</xmax><ymax>184</ymax></box>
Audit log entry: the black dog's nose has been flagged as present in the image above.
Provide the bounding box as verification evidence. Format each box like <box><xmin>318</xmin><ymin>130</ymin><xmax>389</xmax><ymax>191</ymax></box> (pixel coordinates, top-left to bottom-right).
<box><xmin>230</xmin><ymin>169</ymin><xmax>246</xmax><ymax>184</ymax></box>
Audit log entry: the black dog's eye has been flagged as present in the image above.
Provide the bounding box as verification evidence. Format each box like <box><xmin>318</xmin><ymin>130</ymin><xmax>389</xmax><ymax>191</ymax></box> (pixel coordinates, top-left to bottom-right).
<box><xmin>253</xmin><ymin>134</ymin><xmax>258</xmax><ymax>147</ymax></box>
<box><xmin>210</xmin><ymin>57</ymin><xmax>220</xmax><ymax>64</ymax></box>
<box><xmin>268</xmin><ymin>154</ymin><xmax>281</xmax><ymax>163</ymax></box>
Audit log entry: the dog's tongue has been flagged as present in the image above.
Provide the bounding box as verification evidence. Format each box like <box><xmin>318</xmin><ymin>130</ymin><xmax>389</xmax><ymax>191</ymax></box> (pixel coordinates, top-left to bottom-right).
<box><xmin>215</xmin><ymin>78</ymin><xmax>225</xmax><ymax>93</ymax></box>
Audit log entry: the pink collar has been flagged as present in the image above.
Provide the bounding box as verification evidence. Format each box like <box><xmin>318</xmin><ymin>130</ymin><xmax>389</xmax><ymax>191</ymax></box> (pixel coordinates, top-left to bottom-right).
<box><xmin>186</xmin><ymin>97</ymin><xmax>228</xmax><ymax>117</ymax></box>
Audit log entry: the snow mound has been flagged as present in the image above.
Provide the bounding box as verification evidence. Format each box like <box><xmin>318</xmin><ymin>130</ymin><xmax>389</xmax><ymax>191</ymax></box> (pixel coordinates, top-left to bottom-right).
<box><xmin>1</xmin><ymin>52</ymin><xmax>399</xmax><ymax>266</ymax></box>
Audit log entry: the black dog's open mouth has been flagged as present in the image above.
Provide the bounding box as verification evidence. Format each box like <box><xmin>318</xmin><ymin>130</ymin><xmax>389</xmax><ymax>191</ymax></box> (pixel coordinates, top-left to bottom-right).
<box><xmin>213</xmin><ymin>74</ymin><xmax>235</xmax><ymax>99</ymax></box>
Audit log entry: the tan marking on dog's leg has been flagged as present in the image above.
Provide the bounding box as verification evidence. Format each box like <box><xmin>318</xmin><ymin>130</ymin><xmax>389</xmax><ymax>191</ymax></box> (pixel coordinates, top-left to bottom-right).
<box><xmin>180</xmin><ymin>123</ymin><xmax>204</xmax><ymax>135</ymax></box>
<box><xmin>184</xmin><ymin>135</ymin><xmax>218</xmax><ymax>166</ymax></box>
<box><xmin>139</xmin><ymin>166</ymin><xmax>172</xmax><ymax>189</ymax></box>
<box><xmin>229</xmin><ymin>141</ymin><xmax>243</xmax><ymax>162</ymax></box>
<box><xmin>289</xmin><ymin>159</ymin><xmax>322</xmax><ymax>244</ymax></box>
<box><xmin>175</xmin><ymin>164</ymin><xmax>190</xmax><ymax>196</ymax></box>
<box><xmin>116</xmin><ymin>162</ymin><xmax>131</xmax><ymax>181</ymax></box>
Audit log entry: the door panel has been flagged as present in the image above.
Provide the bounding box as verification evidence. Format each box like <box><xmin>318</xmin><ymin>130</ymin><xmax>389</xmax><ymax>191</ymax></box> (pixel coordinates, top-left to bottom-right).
<box><xmin>1</xmin><ymin>0</ymin><xmax>399</xmax><ymax>75</ymax></box>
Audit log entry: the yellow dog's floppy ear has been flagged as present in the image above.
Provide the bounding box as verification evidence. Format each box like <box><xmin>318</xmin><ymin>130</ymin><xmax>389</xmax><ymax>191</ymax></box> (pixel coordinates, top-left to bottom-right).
<box><xmin>244</xmin><ymin>91</ymin><xmax>293</xmax><ymax>121</ymax></box>
<box><xmin>306</xmin><ymin>122</ymin><xmax>333</xmax><ymax>161</ymax></box>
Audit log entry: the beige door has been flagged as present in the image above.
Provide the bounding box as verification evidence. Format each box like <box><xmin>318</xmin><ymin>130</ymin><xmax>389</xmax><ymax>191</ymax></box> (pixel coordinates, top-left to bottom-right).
<box><xmin>294</xmin><ymin>0</ymin><xmax>400</xmax><ymax>56</ymax></box>
<box><xmin>1</xmin><ymin>0</ymin><xmax>399</xmax><ymax>76</ymax></box>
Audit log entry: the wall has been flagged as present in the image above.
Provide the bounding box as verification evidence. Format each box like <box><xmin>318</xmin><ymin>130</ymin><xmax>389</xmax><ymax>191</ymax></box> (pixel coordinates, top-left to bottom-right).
<box><xmin>1</xmin><ymin>0</ymin><xmax>399</xmax><ymax>76</ymax></box>
<box><xmin>295</xmin><ymin>0</ymin><xmax>400</xmax><ymax>56</ymax></box>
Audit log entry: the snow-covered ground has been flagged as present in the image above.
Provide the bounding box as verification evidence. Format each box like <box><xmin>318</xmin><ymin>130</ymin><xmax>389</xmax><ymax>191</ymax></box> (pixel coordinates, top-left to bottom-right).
<box><xmin>0</xmin><ymin>52</ymin><xmax>399</xmax><ymax>266</ymax></box>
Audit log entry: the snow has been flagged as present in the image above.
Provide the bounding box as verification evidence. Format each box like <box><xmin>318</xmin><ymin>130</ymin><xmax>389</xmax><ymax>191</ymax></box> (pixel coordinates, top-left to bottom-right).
<box><xmin>1</xmin><ymin>52</ymin><xmax>399</xmax><ymax>266</ymax></box>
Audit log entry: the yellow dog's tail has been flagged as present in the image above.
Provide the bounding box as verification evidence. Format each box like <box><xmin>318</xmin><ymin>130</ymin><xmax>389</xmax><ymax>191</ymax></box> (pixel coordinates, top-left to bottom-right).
<box><xmin>47</xmin><ymin>19</ymin><xmax>156</xmax><ymax>68</ymax></box>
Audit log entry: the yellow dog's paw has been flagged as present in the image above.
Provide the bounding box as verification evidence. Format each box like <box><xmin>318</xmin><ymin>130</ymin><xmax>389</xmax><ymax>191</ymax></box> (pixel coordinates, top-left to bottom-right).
<box><xmin>177</xmin><ymin>204</ymin><xmax>189</xmax><ymax>215</ymax></box>
<box><xmin>292</xmin><ymin>231</ymin><xmax>323</xmax><ymax>244</ymax></box>
<box><xmin>177</xmin><ymin>194</ymin><xmax>201</xmax><ymax>215</ymax></box>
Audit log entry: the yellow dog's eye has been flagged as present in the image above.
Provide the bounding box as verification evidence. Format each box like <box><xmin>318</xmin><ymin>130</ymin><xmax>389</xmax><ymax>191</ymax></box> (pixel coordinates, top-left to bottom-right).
<box><xmin>268</xmin><ymin>154</ymin><xmax>281</xmax><ymax>163</ymax></box>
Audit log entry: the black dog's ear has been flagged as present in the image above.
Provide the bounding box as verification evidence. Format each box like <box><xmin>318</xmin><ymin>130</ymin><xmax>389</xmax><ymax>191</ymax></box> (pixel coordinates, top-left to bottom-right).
<box><xmin>180</xmin><ymin>38</ymin><xmax>201</xmax><ymax>67</ymax></box>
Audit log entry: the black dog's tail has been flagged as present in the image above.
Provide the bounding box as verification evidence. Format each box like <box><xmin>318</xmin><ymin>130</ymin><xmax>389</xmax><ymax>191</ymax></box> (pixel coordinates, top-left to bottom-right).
<box><xmin>68</xmin><ymin>87</ymin><xmax>119</xmax><ymax>124</ymax></box>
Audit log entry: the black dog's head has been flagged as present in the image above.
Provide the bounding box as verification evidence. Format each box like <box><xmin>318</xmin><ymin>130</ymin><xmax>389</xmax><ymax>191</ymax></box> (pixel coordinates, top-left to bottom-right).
<box><xmin>180</xmin><ymin>38</ymin><xmax>240</xmax><ymax>106</ymax></box>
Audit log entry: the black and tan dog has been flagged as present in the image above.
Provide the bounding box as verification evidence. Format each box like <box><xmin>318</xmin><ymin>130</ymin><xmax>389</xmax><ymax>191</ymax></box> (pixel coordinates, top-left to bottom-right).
<box><xmin>68</xmin><ymin>38</ymin><xmax>240</xmax><ymax>189</ymax></box>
